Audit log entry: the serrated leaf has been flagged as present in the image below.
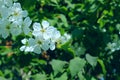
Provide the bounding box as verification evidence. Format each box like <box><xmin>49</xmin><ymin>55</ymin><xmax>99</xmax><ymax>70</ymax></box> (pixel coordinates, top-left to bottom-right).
<box><xmin>86</xmin><ymin>54</ymin><xmax>98</xmax><ymax>67</ymax></box>
<box><xmin>69</xmin><ymin>57</ymin><xmax>86</xmax><ymax>77</ymax></box>
<box><xmin>50</xmin><ymin>59</ymin><xmax>67</xmax><ymax>75</ymax></box>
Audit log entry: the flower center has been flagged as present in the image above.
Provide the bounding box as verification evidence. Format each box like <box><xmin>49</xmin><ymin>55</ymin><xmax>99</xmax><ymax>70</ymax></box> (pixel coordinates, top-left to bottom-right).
<box><xmin>14</xmin><ymin>11</ymin><xmax>19</xmax><ymax>16</ymax></box>
<box><xmin>37</xmin><ymin>40</ymin><xmax>42</xmax><ymax>44</ymax></box>
<box><xmin>6</xmin><ymin>25</ymin><xmax>10</xmax><ymax>29</ymax></box>
<box><xmin>41</xmin><ymin>29</ymin><xmax>45</xmax><ymax>33</ymax></box>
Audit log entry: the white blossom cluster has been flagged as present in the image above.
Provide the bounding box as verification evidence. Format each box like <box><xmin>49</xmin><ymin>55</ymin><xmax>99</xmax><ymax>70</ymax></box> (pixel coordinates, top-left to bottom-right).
<box><xmin>20</xmin><ymin>20</ymin><xmax>71</xmax><ymax>54</ymax></box>
<box><xmin>0</xmin><ymin>0</ymin><xmax>71</xmax><ymax>54</ymax></box>
<box><xmin>0</xmin><ymin>0</ymin><xmax>32</xmax><ymax>39</ymax></box>
<box><xmin>106</xmin><ymin>41</ymin><xmax>120</xmax><ymax>53</ymax></box>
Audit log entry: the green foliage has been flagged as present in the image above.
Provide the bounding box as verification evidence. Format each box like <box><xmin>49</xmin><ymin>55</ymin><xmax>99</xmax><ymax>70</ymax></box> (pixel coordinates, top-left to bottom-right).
<box><xmin>86</xmin><ymin>54</ymin><xmax>98</xmax><ymax>67</ymax></box>
<box><xmin>54</xmin><ymin>73</ymin><xmax>67</xmax><ymax>80</ymax></box>
<box><xmin>69</xmin><ymin>57</ymin><xmax>86</xmax><ymax>77</ymax></box>
<box><xmin>0</xmin><ymin>0</ymin><xmax>120</xmax><ymax>80</ymax></box>
<box><xmin>50</xmin><ymin>59</ymin><xmax>67</xmax><ymax>75</ymax></box>
<box><xmin>32</xmin><ymin>74</ymin><xmax>47</xmax><ymax>80</ymax></box>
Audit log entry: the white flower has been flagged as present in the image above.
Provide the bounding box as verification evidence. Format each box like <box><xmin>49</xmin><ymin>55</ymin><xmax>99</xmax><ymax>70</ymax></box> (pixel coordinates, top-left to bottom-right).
<box><xmin>20</xmin><ymin>38</ymin><xmax>28</xmax><ymax>51</ymax></box>
<box><xmin>0</xmin><ymin>19</ymin><xmax>22</xmax><ymax>39</ymax></box>
<box><xmin>10</xmin><ymin>3</ymin><xmax>27</xmax><ymax>17</ymax></box>
<box><xmin>20</xmin><ymin>38</ymin><xmax>34</xmax><ymax>52</ymax></box>
<box><xmin>63</xmin><ymin>33</ymin><xmax>71</xmax><ymax>40</ymax></box>
<box><xmin>10</xmin><ymin>23</ymin><xmax>22</xmax><ymax>36</ymax></box>
<box><xmin>28</xmin><ymin>35</ymin><xmax>50</xmax><ymax>54</ymax></box>
<box><xmin>22</xmin><ymin>17</ymin><xmax>32</xmax><ymax>35</ymax></box>
<box><xmin>9</xmin><ymin>3</ymin><xmax>28</xmax><ymax>26</ymax></box>
<box><xmin>51</xmin><ymin>29</ymin><xmax>61</xmax><ymax>42</ymax></box>
<box><xmin>49</xmin><ymin>30</ymin><xmax>61</xmax><ymax>50</ymax></box>
<box><xmin>4</xmin><ymin>0</ymin><xmax>13</xmax><ymax>7</ymax></box>
<box><xmin>0</xmin><ymin>1</ymin><xmax>31</xmax><ymax>39</ymax></box>
<box><xmin>21</xmin><ymin>38</ymin><xmax>28</xmax><ymax>44</ymax></box>
<box><xmin>0</xmin><ymin>19</ymin><xmax>11</xmax><ymax>38</ymax></box>
<box><xmin>32</xmin><ymin>20</ymin><xmax>55</xmax><ymax>40</ymax></box>
<box><xmin>0</xmin><ymin>5</ymin><xmax>10</xmax><ymax>19</ymax></box>
<box><xmin>59</xmin><ymin>33</ymin><xmax>71</xmax><ymax>44</ymax></box>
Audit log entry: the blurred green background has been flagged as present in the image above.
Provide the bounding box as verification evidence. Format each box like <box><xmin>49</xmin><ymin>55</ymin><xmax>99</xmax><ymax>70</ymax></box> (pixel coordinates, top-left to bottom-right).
<box><xmin>0</xmin><ymin>0</ymin><xmax>120</xmax><ymax>80</ymax></box>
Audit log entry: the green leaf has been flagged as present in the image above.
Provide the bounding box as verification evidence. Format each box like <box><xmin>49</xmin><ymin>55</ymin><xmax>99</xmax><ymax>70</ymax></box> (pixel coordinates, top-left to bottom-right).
<box><xmin>97</xmin><ymin>59</ymin><xmax>107</xmax><ymax>75</ymax></box>
<box><xmin>69</xmin><ymin>57</ymin><xmax>86</xmax><ymax>77</ymax></box>
<box><xmin>0</xmin><ymin>77</ymin><xmax>6</xmax><ymax>80</ymax></box>
<box><xmin>0</xmin><ymin>70</ymin><xmax>4</xmax><ymax>76</ymax></box>
<box><xmin>31</xmin><ymin>59</ymin><xmax>47</xmax><ymax>65</ymax></box>
<box><xmin>59</xmin><ymin>14</ymin><xmax>68</xmax><ymax>27</ymax></box>
<box><xmin>59</xmin><ymin>40</ymin><xmax>75</xmax><ymax>57</ymax></box>
<box><xmin>51</xmin><ymin>0</ymin><xmax>58</xmax><ymax>4</ymax></box>
<box><xmin>91</xmin><ymin>77</ymin><xmax>97</xmax><ymax>80</ymax></box>
<box><xmin>54</xmin><ymin>73</ymin><xmax>67</xmax><ymax>80</ymax></box>
<box><xmin>86</xmin><ymin>54</ymin><xmax>98</xmax><ymax>67</ymax></box>
<box><xmin>50</xmin><ymin>59</ymin><xmax>67</xmax><ymax>75</ymax></box>
<box><xmin>78</xmin><ymin>72</ymin><xmax>86</xmax><ymax>80</ymax></box>
<box><xmin>32</xmin><ymin>73</ymin><xmax>47</xmax><ymax>80</ymax></box>
<box><xmin>0</xmin><ymin>46</ymin><xmax>12</xmax><ymax>56</ymax></box>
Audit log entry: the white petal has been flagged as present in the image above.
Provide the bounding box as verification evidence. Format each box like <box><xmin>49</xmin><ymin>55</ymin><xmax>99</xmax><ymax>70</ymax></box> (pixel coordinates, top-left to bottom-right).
<box><xmin>50</xmin><ymin>42</ymin><xmax>55</xmax><ymax>50</ymax></box>
<box><xmin>10</xmin><ymin>25</ymin><xmax>21</xmax><ymax>36</ymax></box>
<box><xmin>22</xmin><ymin>10</ymin><xmax>28</xmax><ymax>17</ymax></box>
<box><xmin>24</xmin><ymin>17</ymin><xmax>32</xmax><ymax>27</ymax></box>
<box><xmin>43</xmin><ymin>33</ymin><xmax>50</xmax><ymax>40</ymax></box>
<box><xmin>23</xmin><ymin>27</ymin><xmax>31</xmax><ymax>35</ymax></box>
<box><xmin>33</xmin><ymin>45</ymin><xmax>41</xmax><ymax>54</ymax></box>
<box><xmin>41</xmin><ymin>41</ymin><xmax>49</xmax><ymax>51</ymax></box>
<box><xmin>45</xmin><ymin>26</ymin><xmax>56</xmax><ymax>38</ymax></box>
<box><xmin>25</xmin><ymin>46</ymin><xmax>33</xmax><ymax>52</ymax></box>
<box><xmin>4</xmin><ymin>0</ymin><xmax>13</xmax><ymax>7</ymax></box>
<box><xmin>33</xmin><ymin>22</ymin><xmax>41</xmax><ymax>31</ymax></box>
<box><xmin>42</xmin><ymin>20</ymin><xmax>49</xmax><ymax>29</ymax></box>
<box><xmin>21</xmin><ymin>38</ymin><xmax>28</xmax><ymax>44</ymax></box>
<box><xmin>32</xmin><ymin>31</ymin><xmax>41</xmax><ymax>36</ymax></box>
<box><xmin>13</xmin><ymin>3</ymin><xmax>21</xmax><ymax>8</ymax></box>
<box><xmin>51</xmin><ymin>30</ymin><xmax>61</xmax><ymax>42</ymax></box>
<box><xmin>29</xmin><ymin>46</ymin><xmax>34</xmax><ymax>52</ymax></box>
<box><xmin>20</xmin><ymin>46</ymin><xmax>26</xmax><ymax>51</ymax></box>
<box><xmin>28</xmin><ymin>38</ymin><xmax>36</xmax><ymax>46</ymax></box>
<box><xmin>47</xmin><ymin>26</ymin><xmax>56</xmax><ymax>32</ymax></box>
<box><xmin>1</xmin><ymin>7</ymin><xmax>9</xmax><ymax>19</ymax></box>
<box><xmin>9</xmin><ymin>16</ymin><xmax>15</xmax><ymax>22</ymax></box>
<box><xmin>2</xmin><ymin>29</ymin><xmax>9</xmax><ymax>39</ymax></box>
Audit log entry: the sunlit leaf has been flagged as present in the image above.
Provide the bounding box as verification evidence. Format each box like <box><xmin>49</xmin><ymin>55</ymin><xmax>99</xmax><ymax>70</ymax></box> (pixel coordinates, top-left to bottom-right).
<box><xmin>50</xmin><ymin>59</ymin><xmax>67</xmax><ymax>75</ymax></box>
<box><xmin>86</xmin><ymin>54</ymin><xmax>98</xmax><ymax>67</ymax></box>
<box><xmin>69</xmin><ymin>57</ymin><xmax>86</xmax><ymax>77</ymax></box>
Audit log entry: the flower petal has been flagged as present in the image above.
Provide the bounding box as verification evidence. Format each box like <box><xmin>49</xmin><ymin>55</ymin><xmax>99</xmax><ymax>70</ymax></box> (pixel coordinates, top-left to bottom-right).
<box><xmin>28</xmin><ymin>38</ymin><xmax>36</xmax><ymax>46</ymax></box>
<box><xmin>33</xmin><ymin>22</ymin><xmax>41</xmax><ymax>31</ymax></box>
<box><xmin>50</xmin><ymin>42</ymin><xmax>55</xmax><ymax>50</ymax></box>
<box><xmin>33</xmin><ymin>45</ymin><xmax>41</xmax><ymax>54</ymax></box>
<box><xmin>22</xmin><ymin>10</ymin><xmax>28</xmax><ymax>17</ymax></box>
<box><xmin>20</xmin><ymin>46</ymin><xmax>26</xmax><ymax>51</ymax></box>
<box><xmin>42</xmin><ymin>20</ymin><xmax>49</xmax><ymax>29</ymax></box>
<box><xmin>24</xmin><ymin>17</ymin><xmax>32</xmax><ymax>27</ymax></box>
<box><xmin>32</xmin><ymin>31</ymin><xmax>42</xmax><ymax>37</ymax></box>
<box><xmin>2</xmin><ymin>29</ymin><xmax>9</xmax><ymax>39</ymax></box>
<box><xmin>23</xmin><ymin>27</ymin><xmax>31</xmax><ymax>35</ymax></box>
<box><xmin>21</xmin><ymin>38</ymin><xmax>28</xmax><ymax>44</ymax></box>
